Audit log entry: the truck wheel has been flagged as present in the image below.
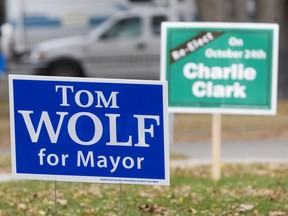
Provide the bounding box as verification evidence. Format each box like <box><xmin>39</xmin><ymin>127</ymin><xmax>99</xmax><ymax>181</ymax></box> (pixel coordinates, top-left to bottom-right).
<box><xmin>49</xmin><ymin>61</ymin><xmax>83</xmax><ymax>77</ymax></box>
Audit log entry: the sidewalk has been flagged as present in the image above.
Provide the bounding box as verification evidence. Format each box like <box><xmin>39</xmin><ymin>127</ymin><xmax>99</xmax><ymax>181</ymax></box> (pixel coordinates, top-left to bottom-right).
<box><xmin>170</xmin><ymin>138</ymin><xmax>288</xmax><ymax>163</ymax></box>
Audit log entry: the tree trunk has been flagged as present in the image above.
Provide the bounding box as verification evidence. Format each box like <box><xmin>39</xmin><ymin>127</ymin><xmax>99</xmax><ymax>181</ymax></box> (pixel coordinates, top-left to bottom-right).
<box><xmin>255</xmin><ymin>0</ymin><xmax>288</xmax><ymax>98</ymax></box>
<box><xmin>196</xmin><ymin>0</ymin><xmax>247</xmax><ymax>22</ymax></box>
<box><xmin>255</xmin><ymin>0</ymin><xmax>287</xmax><ymax>48</ymax></box>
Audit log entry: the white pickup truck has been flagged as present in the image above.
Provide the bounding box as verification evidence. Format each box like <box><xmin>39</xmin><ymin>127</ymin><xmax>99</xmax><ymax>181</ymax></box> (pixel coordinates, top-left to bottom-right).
<box><xmin>30</xmin><ymin>8</ymin><xmax>172</xmax><ymax>80</ymax></box>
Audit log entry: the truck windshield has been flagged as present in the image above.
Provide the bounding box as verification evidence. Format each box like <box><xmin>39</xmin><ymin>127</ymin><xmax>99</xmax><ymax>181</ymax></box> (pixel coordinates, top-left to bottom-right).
<box><xmin>152</xmin><ymin>16</ymin><xmax>167</xmax><ymax>35</ymax></box>
<box><xmin>101</xmin><ymin>17</ymin><xmax>141</xmax><ymax>39</ymax></box>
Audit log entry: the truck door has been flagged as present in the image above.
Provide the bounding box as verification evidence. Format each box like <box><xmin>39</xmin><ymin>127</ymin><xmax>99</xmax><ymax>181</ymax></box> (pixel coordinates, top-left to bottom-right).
<box><xmin>142</xmin><ymin>15</ymin><xmax>168</xmax><ymax>79</ymax></box>
<box><xmin>84</xmin><ymin>16</ymin><xmax>156</xmax><ymax>79</ymax></box>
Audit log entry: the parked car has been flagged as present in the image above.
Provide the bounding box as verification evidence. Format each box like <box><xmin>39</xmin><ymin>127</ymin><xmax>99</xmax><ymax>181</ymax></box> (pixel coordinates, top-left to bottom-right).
<box><xmin>29</xmin><ymin>8</ymin><xmax>172</xmax><ymax>80</ymax></box>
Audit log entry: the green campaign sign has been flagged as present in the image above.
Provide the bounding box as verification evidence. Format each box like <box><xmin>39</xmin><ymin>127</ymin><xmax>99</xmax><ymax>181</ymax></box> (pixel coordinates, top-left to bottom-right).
<box><xmin>161</xmin><ymin>22</ymin><xmax>279</xmax><ymax>115</ymax></box>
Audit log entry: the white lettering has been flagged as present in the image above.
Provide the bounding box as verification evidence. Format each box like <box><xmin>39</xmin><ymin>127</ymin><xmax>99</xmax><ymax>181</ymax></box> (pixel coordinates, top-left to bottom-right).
<box><xmin>38</xmin><ymin>148</ymin><xmax>46</xmax><ymax>165</ymax></box>
<box><xmin>183</xmin><ymin>63</ymin><xmax>198</xmax><ymax>79</ymax></box>
<box><xmin>55</xmin><ymin>85</ymin><xmax>74</xmax><ymax>106</ymax></box>
<box><xmin>228</xmin><ymin>36</ymin><xmax>243</xmax><ymax>47</ymax></box>
<box><xmin>133</xmin><ymin>115</ymin><xmax>160</xmax><ymax>147</ymax></box>
<box><xmin>97</xmin><ymin>156</ymin><xmax>107</xmax><ymax>168</ymax></box>
<box><xmin>122</xmin><ymin>157</ymin><xmax>134</xmax><ymax>169</ymax></box>
<box><xmin>192</xmin><ymin>81</ymin><xmax>206</xmax><ymax>98</ymax></box>
<box><xmin>110</xmin><ymin>156</ymin><xmax>121</xmax><ymax>173</ymax></box>
<box><xmin>47</xmin><ymin>153</ymin><xmax>59</xmax><ymax>166</ymax></box>
<box><xmin>75</xmin><ymin>90</ymin><xmax>93</xmax><ymax>108</ymax></box>
<box><xmin>61</xmin><ymin>154</ymin><xmax>69</xmax><ymax>166</ymax></box>
<box><xmin>137</xmin><ymin>157</ymin><xmax>144</xmax><ymax>169</ymax></box>
<box><xmin>38</xmin><ymin>148</ymin><xmax>69</xmax><ymax>166</ymax></box>
<box><xmin>77</xmin><ymin>151</ymin><xmax>94</xmax><ymax>167</ymax></box>
<box><xmin>192</xmin><ymin>81</ymin><xmax>247</xmax><ymax>98</ymax></box>
<box><xmin>205</xmin><ymin>48</ymin><xmax>243</xmax><ymax>59</ymax></box>
<box><xmin>183</xmin><ymin>63</ymin><xmax>256</xmax><ymax>81</ymax></box>
<box><xmin>105</xmin><ymin>114</ymin><xmax>132</xmax><ymax>146</ymax></box>
<box><xmin>77</xmin><ymin>153</ymin><xmax>144</xmax><ymax>171</ymax></box>
<box><xmin>68</xmin><ymin>112</ymin><xmax>103</xmax><ymax>145</ymax></box>
<box><xmin>95</xmin><ymin>91</ymin><xmax>119</xmax><ymax>108</ymax></box>
<box><xmin>18</xmin><ymin>111</ymin><xmax>68</xmax><ymax>143</ymax></box>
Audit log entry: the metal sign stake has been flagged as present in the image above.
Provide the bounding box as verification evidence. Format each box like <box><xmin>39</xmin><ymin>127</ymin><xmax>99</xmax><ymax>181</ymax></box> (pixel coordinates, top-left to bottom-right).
<box><xmin>120</xmin><ymin>183</ymin><xmax>123</xmax><ymax>216</ymax></box>
<box><xmin>54</xmin><ymin>181</ymin><xmax>57</xmax><ymax>216</ymax></box>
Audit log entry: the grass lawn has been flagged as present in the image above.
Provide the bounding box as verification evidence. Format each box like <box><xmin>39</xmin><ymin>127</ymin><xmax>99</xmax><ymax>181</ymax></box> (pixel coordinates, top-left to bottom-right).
<box><xmin>0</xmin><ymin>164</ymin><xmax>288</xmax><ymax>215</ymax></box>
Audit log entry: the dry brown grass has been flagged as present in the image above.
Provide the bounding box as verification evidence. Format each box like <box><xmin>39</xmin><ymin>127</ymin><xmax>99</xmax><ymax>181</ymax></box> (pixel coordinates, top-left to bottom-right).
<box><xmin>0</xmin><ymin>100</ymin><xmax>10</xmax><ymax>148</ymax></box>
<box><xmin>174</xmin><ymin>99</ymin><xmax>288</xmax><ymax>142</ymax></box>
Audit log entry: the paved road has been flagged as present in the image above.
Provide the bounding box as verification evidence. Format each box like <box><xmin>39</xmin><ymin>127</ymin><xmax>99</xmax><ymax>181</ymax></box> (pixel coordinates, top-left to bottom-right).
<box><xmin>171</xmin><ymin>138</ymin><xmax>288</xmax><ymax>164</ymax></box>
<box><xmin>1</xmin><ymin>139</ymin><xmax>287</xmax><ymax>162</ymax></box>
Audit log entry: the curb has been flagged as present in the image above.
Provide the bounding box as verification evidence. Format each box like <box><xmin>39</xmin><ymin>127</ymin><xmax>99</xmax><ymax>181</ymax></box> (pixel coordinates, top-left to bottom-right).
<box><xmin>0</xmin><ymin>174</ymin><xmax>14</xmax><ymax>183</ymax></box>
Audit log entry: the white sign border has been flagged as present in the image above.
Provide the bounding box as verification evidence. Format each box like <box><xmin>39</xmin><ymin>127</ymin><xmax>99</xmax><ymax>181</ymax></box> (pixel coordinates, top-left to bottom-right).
<box><xmin>161</xmin><ymin>22</ymin><xmax>279</xmax><ymax>115</ymax></box>
<box><xmin>9</xmin><ymin>75</ymin><xmax>170</xmax><ymax>186</ymax></box>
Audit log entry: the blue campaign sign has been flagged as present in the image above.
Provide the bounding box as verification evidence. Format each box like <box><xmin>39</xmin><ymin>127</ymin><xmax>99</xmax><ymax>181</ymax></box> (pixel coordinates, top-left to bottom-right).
<box><xmin>9</xmin><ymin>75</ymin><xmax>169</xmax><ymax>185</ymax></box>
